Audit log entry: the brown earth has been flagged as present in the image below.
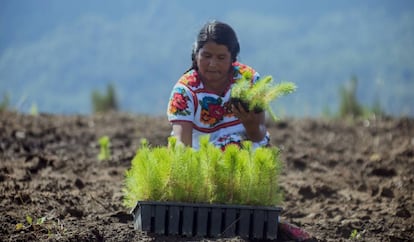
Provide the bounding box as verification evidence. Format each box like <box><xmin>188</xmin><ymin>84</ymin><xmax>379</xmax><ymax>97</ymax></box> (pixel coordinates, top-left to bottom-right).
<box><xmin>0</xmin><ymin>111</ymin><xmax>413</xmax><ymax>242</ymax></box>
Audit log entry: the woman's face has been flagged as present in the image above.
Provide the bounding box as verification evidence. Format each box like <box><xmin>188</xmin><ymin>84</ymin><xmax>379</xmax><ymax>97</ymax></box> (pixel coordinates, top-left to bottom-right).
<box><xmin>196</xmin><ymin>41</ymin><xmax>232</xmax><ymax>85</ymax></box>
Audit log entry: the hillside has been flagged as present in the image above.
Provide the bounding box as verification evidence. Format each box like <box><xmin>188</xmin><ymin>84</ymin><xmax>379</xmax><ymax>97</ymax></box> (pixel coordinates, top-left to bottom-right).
<box><xmin>1</xmin><ymin>0</ymin><xmax>414</xmax><ymax>117</ymax></box>
<box><xmin>0</xmin><ymin>111</ymin><xmax>413</xmax><ymax>241</ymax></box>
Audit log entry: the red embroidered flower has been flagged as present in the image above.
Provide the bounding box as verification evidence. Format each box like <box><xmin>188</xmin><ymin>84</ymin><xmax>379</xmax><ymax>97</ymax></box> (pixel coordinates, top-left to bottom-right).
<box><xmin>173</xmin><ymin>93</ymin><xmax>188</xmax><ymax>110</ymax></box>
<box><xmin>180</xmin><ymin>71</ymin><xmax>200</xmax><ymax>87</ymax></box>
<box><xmin>186</xmin><ymin>73</ymin><xmax>200</xmax><ymax>87</ymax></box>
<box><xmin>208</xmin><ymin>104</ymin><xmax>225</xmax><ymax>120</ymax></box>
<box><xmin>169</xmin><ymin>92</ymin><xmax>190</xmax><ymax>116</ymax></box>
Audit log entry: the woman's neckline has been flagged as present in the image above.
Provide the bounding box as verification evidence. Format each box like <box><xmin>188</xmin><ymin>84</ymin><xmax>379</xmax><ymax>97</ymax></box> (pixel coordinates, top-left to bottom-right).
<box><xmin>200</xmin><ymin>74</ymin><xmax>232</xmax><ymax>96</ymax></box>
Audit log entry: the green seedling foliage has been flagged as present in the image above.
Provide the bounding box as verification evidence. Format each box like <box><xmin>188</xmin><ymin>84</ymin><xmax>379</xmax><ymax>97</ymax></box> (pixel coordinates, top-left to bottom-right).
<box><xmin>246</xmin><ymin>76</ymin><xmax>274</xmax><ymax>106</ymax></box>
<box><xmin>231</xmin><ymin>75</ymin><xmax>251</xmax><ymax>101</ymax></box>
<box><xmin>350</xmin><ymin>229</ymin><xmax>361</xmax><ymax>240</ymax></box>
<box><xmin>16</xmin><ymin>214</ymin><xmax>66</xmax><ymax>239</ymax></box>
<box><xmin>231</xmin><ymin>74</ymin><xmax>297</xmax><ymax>121</ymax></box>
<box><xmin>218</xmin><ymin>144</ymin><xmax>240</xmax><ymax>203</ymax></box>
<box><xmin>123</xmin><ymin>135</ymin><xmax>283</xmax><ymax>208</ymax></box>
<box><xmin>149</xmin><ymin>147</ymin><xmax>170</xmax><ymax>200</ymax></box>
<box><xmin>97</xmin><ymin>135</ymin><xmax>111</xmax><ymax>161</ymax></box>
<box><xmin>26</xmin><ymin>215</ymin><xmax>33</xmax><ymax>225</ymax></box>
<box><xmin>168</xmin><ymin>146</ymin><xmax>194</xmax><ymax>202</ymax></box>
<box><xmin>124</xmin><ymin>138</ymin><xmax>159</xmax><ymax>205</ymax></box>
<box><xmin>199</xmin><ymin>135</ymin><xmax>222</xmax><ymax>203</ymax></box>
<box><xmin>20</xmin><ymin>214</ymin><xmax>46</xmax><ymax>230</ymax></box>
<box><xmin>192</xmin><ymin>149</ymin><xmax>210</xmax><ymax>202</ymax></box>
<box><xmin>234</xmin><ymin>148</ymin><xmax>250</xmax><ymax>204</ymax></box>
<box><xmin>252</xmin><ymin>147</ymin><xmax>282</xmax><ymax>205</ymax></box>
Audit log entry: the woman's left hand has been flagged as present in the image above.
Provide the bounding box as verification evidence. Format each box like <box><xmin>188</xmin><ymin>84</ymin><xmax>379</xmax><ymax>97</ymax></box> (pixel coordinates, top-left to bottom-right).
<box><xmin>231</xmin><ymin>103</ymin><xmax>267</xmax><ymax>142</ymax></box>
<box><xmin>232</xmin><ymin>103</ymin><xmax>259</xmax><ymax>124</ymax></box>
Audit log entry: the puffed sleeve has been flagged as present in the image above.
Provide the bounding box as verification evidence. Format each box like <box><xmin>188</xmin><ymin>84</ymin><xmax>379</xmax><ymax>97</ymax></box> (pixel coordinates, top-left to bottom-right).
<box><xmin>251</xmin><ymin>70</ymin><xmax>261</xmax><ymax>84</ymax></box>
<box><xmin>167</xmin><ymin>83</ymin><xmax>195</xmax><ymax>122</ymax></box>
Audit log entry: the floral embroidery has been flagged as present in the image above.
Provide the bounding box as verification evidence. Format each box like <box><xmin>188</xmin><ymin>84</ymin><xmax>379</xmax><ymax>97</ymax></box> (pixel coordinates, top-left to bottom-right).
<box><xmin>179</xmin><ymin>70</ymin><xmax>201</xmax><ymax>88</ymax></box>
<box><xmin>199</xmin><ymin>96</ymin><xmax>225</xmax><ymax>126</ymax></box>
<box><xmin>200</xmin><ymin>109</ymin><xmax>216</xmax><ymax>125</ymax></box>
<box><xmin>223</xmin><ymin>101</ymin><xmax>234</xmax><ymax>117</ymax></box>
<box><xmin>216</xmin><ymin>135</ymin><xmax>242</xmax><ymax>151</ymax></box>
<box><xmin>168</xmin><ymin>87</ymin><xmax>191</xmax><ymax>116</ymax></box>
<box><xmin>233</xmin><ymin>62</ymin><xmax>255</xmax><ymax>81</ymax></box>
<box><xmin>221</xmin><ymin>141</ymin><xmax>242</xmax><ymax>151</ymax></box>
<box><xmin>209</xmin><ymin>103</ymin><xmax>225</xmax><ymax>119</ymax></box>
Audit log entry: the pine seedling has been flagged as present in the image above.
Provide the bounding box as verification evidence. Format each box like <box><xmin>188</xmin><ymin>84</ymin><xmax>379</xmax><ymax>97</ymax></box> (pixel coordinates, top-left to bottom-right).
<box><xmin>199</xmin><ymin>135</ymin><xmax>222</xmax><ymax>203</ymax></box>
<box><xmin>237</xmin><ymin>141</ymin><xmax>254</xmax><ymax>204</ymax></box>
<box><xmin>219</xmin><ymin>144</ymin><xmax>240</xmax><ymax>203</ymax></box>
<box><xmin>148</xmin><ymin>147</ymin><xmax>171</xmax><ymax>200</ymax></box>
<box><xmin>123</xmin><ymin>139</ymin><xmax>151</xmax><ymax>207</ymax></box>
<box><xmin>97</xmin><ymin>135</ymin><xmax>111</xmax><ymax>161</ymax></box>
<box><xmin>250</xmin><ymin>147</ymin><xmax>283</xmax><ymax>205</ymax></box>
<box><xmin>185</xmin><ymin>149</ymin><xmax>208</xmax><ymax>202</ymax></box>
<box><xmin>167</xmin><ymin>138</ymin><xmax>189</xmax><ymax>202</ymax></box>
<box><xmin>168</xmin><ymin>146</ymin><xmax>196</xmax><ymax>202</ymax></box>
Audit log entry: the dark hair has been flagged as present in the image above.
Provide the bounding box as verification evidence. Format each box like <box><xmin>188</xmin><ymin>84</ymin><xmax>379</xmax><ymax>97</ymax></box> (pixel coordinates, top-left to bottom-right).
<box><xmin>186</xmin><ymin>20</ymin><xmax>240</xmax><ymax>72</ymax></box>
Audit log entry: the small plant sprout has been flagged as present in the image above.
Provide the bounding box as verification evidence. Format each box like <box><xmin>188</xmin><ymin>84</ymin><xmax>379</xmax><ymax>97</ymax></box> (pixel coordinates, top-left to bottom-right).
<box><xmin>98</xmin><ymin>135</ymin><xmax>111</xmax><ymax>161</ymax></box>
<box><xmin>15</xmin><ymin>214</ymin><xmax>46</xmax><ymax>231</ymax></box>
<box><xmin>350</xmin><ymin>229</ymin><xmax>361</xmax><ymax>240</ymax></box>
<box><xmin>15</xmin><ymin>213</ymin><xmax>67</xmax><ymax>239</ymax></box>
<box><xmin>231</xmin><ymin>71</ymin><xmax>296</xmax><ymax>121</ymax></box>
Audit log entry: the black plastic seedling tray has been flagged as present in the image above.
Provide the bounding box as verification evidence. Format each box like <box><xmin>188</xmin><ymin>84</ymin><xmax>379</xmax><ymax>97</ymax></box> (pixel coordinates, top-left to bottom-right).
<box><xmin>131</xmin><ymin>201</ymin><xmax>282</xmax><ymax>240</ymax></box>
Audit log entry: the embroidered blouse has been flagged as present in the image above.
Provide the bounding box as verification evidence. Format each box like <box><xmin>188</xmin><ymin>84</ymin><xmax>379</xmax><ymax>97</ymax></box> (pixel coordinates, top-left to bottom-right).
<box><xmin>167</xmin><ymin>62</ymin><xmax>270</xmax><ymax>150</ymax></box>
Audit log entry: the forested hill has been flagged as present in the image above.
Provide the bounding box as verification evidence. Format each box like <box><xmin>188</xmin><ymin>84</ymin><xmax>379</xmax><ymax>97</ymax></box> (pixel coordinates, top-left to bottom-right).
<box><xmin>1</xmin><ymin>0</ymin><xmax>413</xmax><ymax>117</ymax></box>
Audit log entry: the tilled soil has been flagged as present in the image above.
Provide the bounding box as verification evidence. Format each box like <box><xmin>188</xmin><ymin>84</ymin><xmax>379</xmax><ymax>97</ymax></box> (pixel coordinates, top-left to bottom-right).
<box><xmin>0</xmin><ymin>111</ymin><xmax>413</xmax><ymax>242</ymax></box>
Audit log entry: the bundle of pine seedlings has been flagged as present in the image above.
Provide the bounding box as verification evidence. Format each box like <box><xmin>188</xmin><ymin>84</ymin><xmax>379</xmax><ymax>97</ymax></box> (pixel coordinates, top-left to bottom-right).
<box><xmin>230</xmin><ymin>71</ymin><xmax>296</xmax><ymax>121</ymax></box>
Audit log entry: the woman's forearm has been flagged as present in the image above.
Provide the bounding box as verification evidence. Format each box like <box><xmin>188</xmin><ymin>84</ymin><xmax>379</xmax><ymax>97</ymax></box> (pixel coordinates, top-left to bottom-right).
<box><xmin>172</xmin><ymin>122</ymin><xmax>193</xmax><ymax>146</ymax></box>
<box><xmin>243</xmin><ymin>121</ymin><xmax>267</xmax><ymax>142</ymax></box>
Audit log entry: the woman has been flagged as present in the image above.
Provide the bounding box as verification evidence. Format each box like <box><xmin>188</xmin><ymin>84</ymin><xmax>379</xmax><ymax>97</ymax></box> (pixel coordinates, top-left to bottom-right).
<box><xmin>167</xmin><ymin>20</ymin><xmax>269</xmax><ymax>150</ymax></box>
<box><xmin>166</xmin><ymin>20</ymin><xmax>315</xmax><ymax>241</ymax></box>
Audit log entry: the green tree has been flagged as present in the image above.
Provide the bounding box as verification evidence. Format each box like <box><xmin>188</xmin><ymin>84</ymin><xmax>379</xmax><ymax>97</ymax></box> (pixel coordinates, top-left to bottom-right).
<box><xmin>370</xmin><ymin>97</ymin><xmax>385</xmax><ymax>117</ymax></box>
<box><xmin>91</xmin><ymin>83</ymin><xmax>119</xmax><ymax>113</ymax></box>
<box><xmin>338</xmin><ymin>76</ymin><xmax>363</xmax><ymax>118</ymax></box>
<box><xmin>336</xmin><ymin>76</ymin><xmax>386</xmax><ymax>119</ymax></box>
<box><xmin>0</xmin><ymin>92</ymin><xmax>10</xmax><ymax>112</ymax></box>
